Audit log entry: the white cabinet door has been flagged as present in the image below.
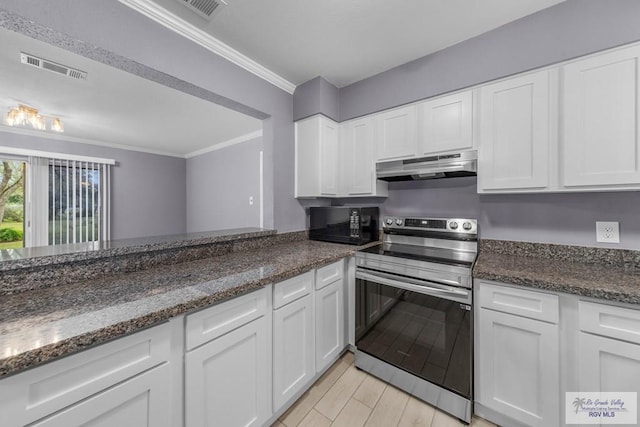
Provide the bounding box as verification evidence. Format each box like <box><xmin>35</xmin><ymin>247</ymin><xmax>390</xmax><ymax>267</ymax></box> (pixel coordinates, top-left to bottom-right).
<box><xmin>478</xmin><ymin>70</ymin><xmax>552</xmax><ymax>191</ymax></box>
<box><xmin>577</xmin><ymin>301</ymin><xmax>640</xmax><ymax>417</ymax></box>
<box><xmin>295</xmin><ymin>115</ymin><xmax>340</xmax><ymax>197</ymax></box>
<box><xmin>273</xmin><ymin>294</ymin><xmax>315</xmax><ymax>412</ymax></box>
<box><xmin>374</xmin><ymin>104</ymin><xmax>418</xmax><ymax>161</ymax></box>
<box><xmin>319</xmin><ymin>117</ymin><xmax>339</xmax><ymax>195</ymax></box>
<box><xmin>476</xmin><ymin>308</ymin><xmax>560</xmax><ymax>427</ymax></box>
<box><xmin>31</xmin><ymin>364</ymin><xmax>171</xmax><ymax>427</ymax></box>
<box><xmin>578</xmin><ymin>333</ymin><xmax>640</xmax><ymax>404</ymax></box>
<box><xmin>342</xmin><ymin>117</ymin><xmax>374</xmax><ymax>195</ymax></box>
<box><xmin>185</xmin><ymin>317</ymin><xmax>270</xmax><ymax>427</ymax></box>
<box><xmin>563</xmin><ymin>45</ymin><xmax>640</xmax><ymax>187</ymax></box>
<box><xmin>419</xmin><ymin>90</ymin><xmax>473</xmax><ymax>155</ymax></box>
<box><xmin>315</xmin><ymin>279</ymin><xmax>344</xmax><ymax>372</ymax></box>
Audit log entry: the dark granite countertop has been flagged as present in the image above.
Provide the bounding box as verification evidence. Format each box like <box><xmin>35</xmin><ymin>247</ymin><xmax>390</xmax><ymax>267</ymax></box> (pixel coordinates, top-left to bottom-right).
<box><xmin>0</xmin><ymin>239</ymin><xmax>359</xmax><ymax>377</ymax></box>
<box><xmin>0</xmin><ymin>228</ymin><xmax>276</xmax><ymax>270</ymax></box>
<box><xmin>474</xmin><ymin>240</ymin><xmax>640</xmax><ymax>304</ymax></box>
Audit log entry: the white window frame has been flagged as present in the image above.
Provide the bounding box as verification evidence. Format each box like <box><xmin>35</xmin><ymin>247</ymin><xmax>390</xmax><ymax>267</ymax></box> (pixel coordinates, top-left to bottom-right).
<box><xmin>0</xmin><ymin>146</ymin><xmax>114</xmax><ymax>247</ymax></box>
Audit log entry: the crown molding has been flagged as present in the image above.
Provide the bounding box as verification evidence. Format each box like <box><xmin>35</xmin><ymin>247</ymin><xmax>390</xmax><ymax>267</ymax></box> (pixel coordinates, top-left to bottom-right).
<box><xmin>0</xmin><ymin>125</ymin><xmax>185</xmax><ymax>158</ymax></box>
<box><xmin>184</xmin><ymin>130</ymin><xmax>262</xmax><ymax>158</ymax></box>
<box><xmin>118</xmin><ymin>0</ymin><xmax>296</xmax><ymax>94</ymax></box>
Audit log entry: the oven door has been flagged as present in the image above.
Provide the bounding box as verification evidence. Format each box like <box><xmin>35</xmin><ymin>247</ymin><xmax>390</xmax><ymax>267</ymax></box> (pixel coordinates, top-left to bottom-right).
<box><xmin>355</xmin><ymin>268</ymin><xmax>472</xmax><ymax>399</ymax></box>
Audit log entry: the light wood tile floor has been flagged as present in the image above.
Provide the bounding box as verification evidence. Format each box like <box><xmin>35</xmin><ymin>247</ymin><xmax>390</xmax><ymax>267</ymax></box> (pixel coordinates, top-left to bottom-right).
<box><xmin>274</xmin><ymin>352</ymin><xmax>497</xmax><ymax>427</ymax></box>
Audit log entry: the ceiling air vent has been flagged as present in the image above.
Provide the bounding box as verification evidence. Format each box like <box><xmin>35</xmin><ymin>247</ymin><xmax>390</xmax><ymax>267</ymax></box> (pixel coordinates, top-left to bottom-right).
<box><xmin>20</xmin><ymin>53</ymin><xmax>87</xmax><ymax>80</ymax></box>
<box><xmin>180</xmin><ymin>0</ymin><xmax>227</xmax><ymax>19</ymax></box>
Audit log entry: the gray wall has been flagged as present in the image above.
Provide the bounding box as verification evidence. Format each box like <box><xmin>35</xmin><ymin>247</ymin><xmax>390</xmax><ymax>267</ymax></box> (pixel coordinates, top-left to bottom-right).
<box><xmin>186</xmin><ymin>138</ymin><xmax>262</xmax><ymax>232</ymax></box>
<box><xmin>382</xmin><ymin>178</ymin><xmax>640</xmax><ymax>250</ymax></box>
<box><xmin>330</xmin><ymin>0</ymin><xmax>640</xmax><ymax>249</ymax></box>
<box><xmin>0</xmin><ymin>132</ymin><xmax>186</xmax><ymax>240</ymax></box>
<box><xmin>340</xmin><ymin>0</ymin><xmax>640</xmax><ymax>120</ymax></box>
<box><xmin>1</xmin><ymin>0</ymin><xmax>306</xmax><ymax>233</ymax></box>
<box><xmin>293</xmin><ymin>77</ymin><xmax>340</xmax><ymax>122</ymax></box>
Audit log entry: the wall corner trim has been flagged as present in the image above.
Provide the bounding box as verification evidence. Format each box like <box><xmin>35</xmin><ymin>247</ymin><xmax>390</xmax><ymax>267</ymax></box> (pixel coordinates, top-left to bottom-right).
<box><xmin>118</xmin><ymin>0</ymin><xmax>296</xmax><ymax>94</ymax></box>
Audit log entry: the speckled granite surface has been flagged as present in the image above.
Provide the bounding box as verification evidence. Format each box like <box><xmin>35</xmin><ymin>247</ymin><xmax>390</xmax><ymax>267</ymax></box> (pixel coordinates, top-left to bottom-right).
<box><xmin>0</xmin><ymin>228</ymin><xmax>276</xmax><ymax>268</ymax></box>
<box><xmin>0</xmin><ymin>239</ymin><xmax>357</xmax><ymax>377</ymax></box>
<box><xmin>475</xmin><ymin>240</ymin><xmax>640</xmax><ymax>304</ymax></box>
<box><xmin>0</xmin><ymin>229</ymin><xmax>314</xmax><ymax>295</ymax></box>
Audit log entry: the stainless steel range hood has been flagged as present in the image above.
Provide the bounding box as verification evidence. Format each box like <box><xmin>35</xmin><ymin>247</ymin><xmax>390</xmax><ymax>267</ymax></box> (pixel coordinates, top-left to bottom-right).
<box><xmin>376</xmin><ymin>151</ymin><xmax>477</xmax><ymax>181</ymax></box>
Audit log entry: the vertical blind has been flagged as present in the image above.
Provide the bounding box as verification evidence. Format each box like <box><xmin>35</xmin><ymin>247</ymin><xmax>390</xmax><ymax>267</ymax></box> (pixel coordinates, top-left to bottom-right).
<box><xmin>48</xmin><ymin>158</ymin><xmax>111</xmax><ymax>245</ymax></box>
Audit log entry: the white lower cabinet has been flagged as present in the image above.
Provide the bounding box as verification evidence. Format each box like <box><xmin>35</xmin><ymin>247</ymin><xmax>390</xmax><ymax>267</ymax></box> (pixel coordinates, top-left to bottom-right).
<box><xmin>577</xmin><ymin>300</ymin><xmax>640</xmax><ymax>418</ymax></box>
<box><xmin>0</xmin><ymin>321</ymin><xmax>175</xmax><ymax>427</ymax></box>
<box><xmin>31</xmin><ymin>364</ymin><xmax>172</xmax><ymax>427</ymax></box>
<box><xmin>185</xmin><ymin>316</ymin><xmax>270</xmax><ymax>427</ymax></box>
<box><xmin>578</xmin><ymin>333</ymin><xmax>640</xmax><ymax>392</ymax></box>
<box><xmin>315</xmin><ymin>278</ymin><xmax>344</xmax><ymax>372</ymax></box>
<box><xmin>477</xmin><ymin>308</ymin><xmax>560</xmax><ymax>426</ymax></box>
<box><xmin>184</xmin><ymin>287</ymin><xmax>271</xmax><ymax>427</ymax></box>
<box><xmin>0</xmin><ymin>261</ymin><xmax>350</xmax><ymax>427</ymax></box>
<box><xmin>272</xmin><ymin>293</ymin><xmax>315</xmax><ymax>411</ymax></box>
<box><xmin>476</xmin><ymin>281</ymin><xmax>640</xmax><ymax>427</ymax></box>
<box><xmin>475</xmin><ymin>281</ymin><xmax>560</xmax><ymax>427</ymax></box>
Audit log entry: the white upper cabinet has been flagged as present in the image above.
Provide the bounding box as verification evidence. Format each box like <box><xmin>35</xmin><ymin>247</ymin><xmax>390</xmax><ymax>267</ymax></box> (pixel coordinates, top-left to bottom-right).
<box><xmin>374</xmin><ymin>104</ymin><xmax>418</xmax><ymax>161</ymax></box>
<box><xmin>419</xmin><ymin>90</ymin><xmax>474</xmax><ymax>155</ymax></box>
<box><xmin>342</xmin><ymin>117</ymin><xmax>374</xmax><ymax>194</ymax></box>
<box><xmin>295</xmin><ymin>115</ymin><xmax>339</xmax><ymax>198</ymax></box>
<box><xmin>341</xmin><ymin>117</ymin><xmax>388</xmax><ymax>197</ymax></box>
<box><xmin>320</xmin><ymin>119</ymin><xmax>339</xmax><ymax>195</ymax></box>
<box><xmin>478</xmin><ymin>70</ymin><xmax>554</xmax><ymax>192</ymax></box>
<box><xmin>563</xmin><ymin>44</ymin><xmax>640</xmax><ymax>188</ymax></box>
<box><xmin>295</xmin><ymin>114</ymin><xmax>386</xmax><ymax>198</ymax></box>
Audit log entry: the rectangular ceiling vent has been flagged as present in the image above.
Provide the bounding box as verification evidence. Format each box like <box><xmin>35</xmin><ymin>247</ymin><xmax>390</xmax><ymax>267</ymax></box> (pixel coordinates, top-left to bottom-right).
<box><xmin>180</xmin><ymin>0</ymin><xmax>227</xmax><ymax>20</ymax></box>
<box><xmin>20</xmin><ymin>53</ymin><xmax>87</xmax><ymax>80</ymax></box>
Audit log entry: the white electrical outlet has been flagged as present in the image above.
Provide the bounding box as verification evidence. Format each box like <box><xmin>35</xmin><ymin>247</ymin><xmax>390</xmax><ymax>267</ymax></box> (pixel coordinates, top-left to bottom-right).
<box><xmin>249</xmin><ymin>196</ymin><xmax>254</xmax><ymax>206</ymax></box>
<box><xmin>596</xmin><ymin>221</ymin><xmax>620</xmax><ymax>243</ymax></box>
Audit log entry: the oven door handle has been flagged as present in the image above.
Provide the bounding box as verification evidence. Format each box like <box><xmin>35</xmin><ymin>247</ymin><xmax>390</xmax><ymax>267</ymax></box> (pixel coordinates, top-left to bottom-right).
<box><xmin>356</xmin><ymin>269</ymin><xmax>472</xmax><ymax>304</ymax></box>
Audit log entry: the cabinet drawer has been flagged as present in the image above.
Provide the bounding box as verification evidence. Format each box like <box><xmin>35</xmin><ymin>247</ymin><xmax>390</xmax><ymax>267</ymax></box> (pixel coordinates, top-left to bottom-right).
<box><xmin>579</xmin><ymin>300</ymin><xmax>640</xmax><ymax>344</ymax></box>
<box><xmin>186</xmin><ymin>287</ymin><xmax>268</xmax><ymax>350</ymax></box>
<box><xmin>273</xmin><ymin>271</ymin><xmax>313</xmax><ymax>309</ymax></box>
<box><xmin>30</xmin><ymin>363</ymin><xmax>172</xmax><ymax>427</ymax></box>
<box><xmin>477</xmin><ymin>281</ymin><xmax>559</xmax><ymax>324</ymax></box>
<box><xmin>315</xmin><ymin>260</ymin><xmax>344</xmax><ymax>290</ymax></box>
<box><xmin>0</xmin><ymin>322</ymin><xmax>171</xmax><ymax>427</ymax></box>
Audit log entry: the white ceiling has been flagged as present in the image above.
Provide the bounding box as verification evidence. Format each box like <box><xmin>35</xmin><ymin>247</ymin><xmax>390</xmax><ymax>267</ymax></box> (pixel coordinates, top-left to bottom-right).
<box><xmin>1</xmin><ymin>1</ymin><xmax>567</xmax><ymax>156</ymax></box>
<box><xmin>150</xmin><ymin>0</ymin><xmax>566</xmax><ymax>88</ymax></box>
<box><xmin>0</xmin><ymin>27</ymin><xmax>262</xmax><ymax>158</ymax></box>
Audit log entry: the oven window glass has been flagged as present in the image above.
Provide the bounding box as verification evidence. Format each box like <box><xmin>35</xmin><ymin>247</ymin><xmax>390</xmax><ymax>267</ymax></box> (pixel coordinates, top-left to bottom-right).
<box><xmin>355</xmin><ymin>278</ymin><xmax>471</xmax><ymax>398</ymax></box>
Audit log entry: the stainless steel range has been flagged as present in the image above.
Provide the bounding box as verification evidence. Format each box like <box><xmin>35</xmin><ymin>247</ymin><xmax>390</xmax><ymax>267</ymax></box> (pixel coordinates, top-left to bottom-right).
<box><xmin>354</xmin><ymin>216</ymin><xmax>478</xmax><ymax>424</ymax></box>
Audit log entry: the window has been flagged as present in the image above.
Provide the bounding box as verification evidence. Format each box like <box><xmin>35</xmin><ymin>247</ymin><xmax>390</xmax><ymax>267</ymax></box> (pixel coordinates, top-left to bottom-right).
<box><xmin>48</xmin><ymin>159</ymin><xmax>110</xmax><ymax>245</ymax></box>
<box><xmin>0</xmin><ymin>159</ymin><xmax>25</xmax><ymax>250</ymax></box>
<box><xmin>0</xmin><ymin>147</ymin><xmax>113</xmax><ymax>248</ymax></box>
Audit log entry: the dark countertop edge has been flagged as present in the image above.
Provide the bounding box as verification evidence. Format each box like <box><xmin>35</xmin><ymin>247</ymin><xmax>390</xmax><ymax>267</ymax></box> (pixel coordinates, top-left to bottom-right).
<box><xmin>0</xmin><ymin>246</ymin><xmax>356</xmax><ymax>378</ymax></box>
<box><xmin>0</xmin><ymin>228</ymin><xmax>277</xmax><ymax>271</ymax></box>
<box><xmin>478</xmin><ymin>238</ymin><xmax>640</xmax><ymax>269</ymax></box>
<box><xmin>473</xmin><ymin>270</ymin><xmax>640</xmax><ymax>305</ymax></box>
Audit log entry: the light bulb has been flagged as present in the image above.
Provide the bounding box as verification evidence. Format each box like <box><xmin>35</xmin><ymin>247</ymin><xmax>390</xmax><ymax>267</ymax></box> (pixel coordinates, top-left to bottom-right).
<box><xmin>52</xmin><ymin>118</ymin><xmax>64</xmax><ymax>132</ymax></box>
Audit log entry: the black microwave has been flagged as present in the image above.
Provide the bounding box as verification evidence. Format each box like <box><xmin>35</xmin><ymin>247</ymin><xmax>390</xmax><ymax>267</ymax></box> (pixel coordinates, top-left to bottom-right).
<box><xmin>309</xmin><ymin>207</ymin><xmax>379</xmax><ymax>245</ymax></box>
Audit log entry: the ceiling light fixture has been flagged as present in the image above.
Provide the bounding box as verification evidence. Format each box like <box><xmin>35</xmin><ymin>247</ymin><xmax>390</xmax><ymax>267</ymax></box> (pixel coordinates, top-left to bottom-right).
<box><xmin>3</xmin><ymin>104</ymin><xmax>64</xmax><ymax>133</ymax></box>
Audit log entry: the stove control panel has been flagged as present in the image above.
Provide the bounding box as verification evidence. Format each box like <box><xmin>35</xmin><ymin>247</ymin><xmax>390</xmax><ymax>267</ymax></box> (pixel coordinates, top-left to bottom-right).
<box><xmin>383</xmin><ymin>217</ymin><xmax>477</xmax><ymax>234</ymax></box>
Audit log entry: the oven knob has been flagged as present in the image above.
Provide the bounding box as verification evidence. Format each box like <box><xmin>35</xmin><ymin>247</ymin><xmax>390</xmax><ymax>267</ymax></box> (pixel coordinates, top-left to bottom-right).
<box><xmin>386</xmin><ymin>218</ymin><xmax>393</xmax><ymax>226</ymax></box>
<box><xmin>463</xmin><ymin>222</ymin><xmax>472</xmax><ymax>231</ymax></box>
<box><xmin>449</xmin><ymin>221</ymin><xmax>459</xmax><ymax>230</ymax></box>
<box><xmin>395</xmin><ymin>218</ymin><xmax>403</xmax><ymax>226</ymax></box>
